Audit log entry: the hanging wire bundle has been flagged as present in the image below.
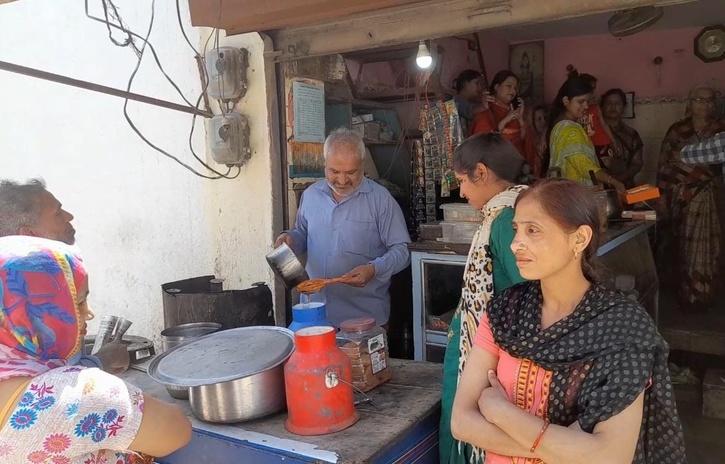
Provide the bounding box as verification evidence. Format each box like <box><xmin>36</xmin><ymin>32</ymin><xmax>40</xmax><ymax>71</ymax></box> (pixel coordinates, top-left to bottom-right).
<box><xmin>84</xmin><ymin>0</ymin><xmax>241</xmax><ymax>180</ymax></box>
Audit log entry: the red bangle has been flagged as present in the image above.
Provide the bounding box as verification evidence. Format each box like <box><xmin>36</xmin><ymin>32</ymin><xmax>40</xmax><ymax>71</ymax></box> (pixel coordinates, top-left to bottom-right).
<box><xmin>530</xmin><ymin>420</ymin><xmax>550</xmax><ymax>453</ymax></box>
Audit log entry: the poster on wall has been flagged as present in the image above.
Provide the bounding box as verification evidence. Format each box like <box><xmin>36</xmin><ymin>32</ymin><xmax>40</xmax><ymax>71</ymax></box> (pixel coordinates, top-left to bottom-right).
<box><xmin>292</xmin><ymin>78</ymin><xmax>325</xmax><ymax>143</ymax></box>
<box><xmin>509</xmin><ymin>41</ymin><xmax>545</xmax><ymax>106</ymax></box>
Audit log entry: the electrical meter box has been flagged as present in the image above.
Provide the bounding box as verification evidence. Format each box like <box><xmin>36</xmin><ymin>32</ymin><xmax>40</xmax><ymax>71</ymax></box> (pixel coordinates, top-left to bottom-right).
<box><xmin>205</xmin><ymin>47</ymin><xmax>248</xmax><ymax>100</ymax></box>
<box><xmin>207</xmin><ymin>112</ymin><xmax>251</xmax><ymax>166</ymax></box>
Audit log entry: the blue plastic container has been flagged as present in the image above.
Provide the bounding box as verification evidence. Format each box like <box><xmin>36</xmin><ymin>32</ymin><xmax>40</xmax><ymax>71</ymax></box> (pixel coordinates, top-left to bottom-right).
<box><xmin>288</xmin><ymin>302</ymin><xmax>331</xmax><ymax>332</ymax></box>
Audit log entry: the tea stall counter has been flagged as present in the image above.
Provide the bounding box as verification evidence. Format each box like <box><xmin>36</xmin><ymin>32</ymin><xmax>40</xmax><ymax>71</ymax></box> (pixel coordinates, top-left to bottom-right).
<box><xmin>411</xmin><ymin>220</ymin><xmax>658</xmax><ymax>361</ymax></box>
<box><xmin>120</xmin><ymin>358</ymin><xmax>442</xmax><ymax>463</ymax></box>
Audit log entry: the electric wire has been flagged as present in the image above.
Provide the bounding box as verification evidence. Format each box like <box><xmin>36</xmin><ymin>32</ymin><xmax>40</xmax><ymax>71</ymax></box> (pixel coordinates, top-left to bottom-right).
<box><xmin>114</xmin><ymin>0</ymin><xmax>239</xmax><ymax>179</ymax></box>
<box><xmin>85</xmin><ymin>0</ymin><xmax>198</xmax><ymax>109</ymax></box>
<box><xmin>87</xmin><ymin>0</ymin><xmax>241</xmax><ymax>179</ymax></box>
<box><xmin>99</xmin><ymin>0</ymin><xmax>142</xmax><ymax>56</ymax></box>
<box><xmin>175</xmin><ymin>0</ymin><xmax>200</xmax><ymax>56</ymax></box>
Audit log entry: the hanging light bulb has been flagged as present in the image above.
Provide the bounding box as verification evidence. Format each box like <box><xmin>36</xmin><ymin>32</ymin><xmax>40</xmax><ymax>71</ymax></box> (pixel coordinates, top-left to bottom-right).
<box><xmin>416</xmin><ymin>40</ymin><xmax>432</xmax><ymax>69</ymax></box>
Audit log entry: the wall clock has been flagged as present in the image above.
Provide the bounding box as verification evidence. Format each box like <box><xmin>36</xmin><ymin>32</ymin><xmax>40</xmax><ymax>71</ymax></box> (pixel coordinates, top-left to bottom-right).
<box><xmin>694</xmin><ymin>25</ymin><xmax>725</xmax><ymax>63</ymax></box>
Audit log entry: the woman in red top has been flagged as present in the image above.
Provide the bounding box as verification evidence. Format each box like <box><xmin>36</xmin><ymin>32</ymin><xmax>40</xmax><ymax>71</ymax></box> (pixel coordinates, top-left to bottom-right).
<box><xmin>471</xmin><ymin>71</ymin><xmax>528</xmax><ymax>156</ymax></box>
<box><xmin>577</xmin><ymin>72</ymin><xmax>617</xmax><ymax>164</ymax></box>
<box><xmin>523</xmin><ymin>104</ymin><xmax>549</xmax><ymax>178</ymax></box>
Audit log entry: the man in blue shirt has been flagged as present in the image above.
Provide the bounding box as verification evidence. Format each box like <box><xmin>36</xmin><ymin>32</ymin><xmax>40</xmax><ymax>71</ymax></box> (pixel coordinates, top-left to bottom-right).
<box><xmin>275</xmin><ymin>128</ymin><xmax>411</xmax><ymax>326</ymax></box>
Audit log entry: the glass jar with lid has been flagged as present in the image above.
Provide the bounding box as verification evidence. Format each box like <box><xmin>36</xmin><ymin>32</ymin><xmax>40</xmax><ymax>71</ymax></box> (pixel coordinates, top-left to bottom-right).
<box><xmin>336</xmin><ymin>317</ymin><xmax>391</xmax><ymax>392</ymax></box>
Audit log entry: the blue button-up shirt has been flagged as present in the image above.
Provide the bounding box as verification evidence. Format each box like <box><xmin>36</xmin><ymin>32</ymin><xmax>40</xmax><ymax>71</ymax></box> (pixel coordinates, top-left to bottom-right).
<box><xmin>287</xmin><ymin>178</ymin><xmax>411</xmax><ymax>326</ymax></box>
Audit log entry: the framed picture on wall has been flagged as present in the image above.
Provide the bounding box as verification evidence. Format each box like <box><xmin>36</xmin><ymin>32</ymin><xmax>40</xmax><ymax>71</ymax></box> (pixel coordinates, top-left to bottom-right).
<box><xmin>623</xmin><ymin>92</ymin><xmax>636</xmax><ymax>119</ymax></box>
<box><xmin>509</xmin><ymin>41</ymin><xmax>545</xmax><ymax>106</ymax></box>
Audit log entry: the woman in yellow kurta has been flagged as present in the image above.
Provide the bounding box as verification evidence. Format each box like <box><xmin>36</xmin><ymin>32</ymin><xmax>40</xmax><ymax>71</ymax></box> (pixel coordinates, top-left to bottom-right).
<box><xmin>547</xmin><ymin>76</ymin><xmax>625</xmax><ymax>192</ymax></box>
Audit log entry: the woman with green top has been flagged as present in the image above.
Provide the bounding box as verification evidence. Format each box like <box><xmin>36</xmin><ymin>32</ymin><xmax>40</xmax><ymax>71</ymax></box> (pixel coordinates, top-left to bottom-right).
<box><xmin>440</xmin><ymin>133</ymin><xmax>527</xmax><ymax>464</ymax></box>
<box><xmin>547</xmin><ymin>75</ymin><xmax>625</xmax><ymax>192</ymax></box>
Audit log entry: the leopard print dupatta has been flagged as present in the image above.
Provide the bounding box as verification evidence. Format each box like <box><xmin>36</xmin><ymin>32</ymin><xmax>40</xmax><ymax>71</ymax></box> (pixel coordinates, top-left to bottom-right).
<box><xmin>456</xmin><ymin>185</ymin><xmax>527</xmax><ymax>464</ymax></box>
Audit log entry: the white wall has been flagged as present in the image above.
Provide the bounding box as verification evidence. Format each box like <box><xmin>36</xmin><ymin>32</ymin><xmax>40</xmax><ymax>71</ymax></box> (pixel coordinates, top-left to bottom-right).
<box><xmin>629</xmin><ymin>100</ymin><xmax>686</xmax><ymax>185</ymax></box>
<box><xmin>0</xmin><ymin>1</ymin><xmax>281</xmax><ymax>344</ymax></box>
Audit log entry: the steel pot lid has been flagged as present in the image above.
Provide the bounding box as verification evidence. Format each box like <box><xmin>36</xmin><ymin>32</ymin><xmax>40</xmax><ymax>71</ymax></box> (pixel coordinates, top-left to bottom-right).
<box><xmin>148</xmin><ymin>326</ymin><xmax>294</xmax><ymax>388</ymax></box>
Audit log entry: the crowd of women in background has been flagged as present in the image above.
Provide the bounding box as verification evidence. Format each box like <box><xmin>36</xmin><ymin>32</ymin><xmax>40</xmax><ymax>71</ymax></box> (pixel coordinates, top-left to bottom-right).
<box><xmin>451</xmin><ymin>66</ymin><xmax>676</xmax><ymax>191</ymax></box>
<box><xmin>451</xmin><ymin>67</ymin><xmax>725</xmax><ymax>315</ymax></box>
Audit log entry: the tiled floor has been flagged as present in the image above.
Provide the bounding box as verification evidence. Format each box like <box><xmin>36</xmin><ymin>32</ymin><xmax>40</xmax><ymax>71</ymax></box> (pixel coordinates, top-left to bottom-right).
<box><xmin>661</xmin><ymin>286</ymin><xmax>725</xmax><ymax>463</ymax></box>
<box><xmin>677</xmin><ymin>387</ymin><xmax>725</xmax><ymax>464</ymax></box>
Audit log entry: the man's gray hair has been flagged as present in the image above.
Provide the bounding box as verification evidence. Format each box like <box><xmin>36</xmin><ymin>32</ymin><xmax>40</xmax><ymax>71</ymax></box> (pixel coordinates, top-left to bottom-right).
<box><xmin>323</xmin><ymin>127</ymin><xmax>366</xmax><ymax>160</ymax></box>
<box><xmin>0</xmin><ymin>178</ymin><xmax>47</xmax><ymax>237</ymax></box>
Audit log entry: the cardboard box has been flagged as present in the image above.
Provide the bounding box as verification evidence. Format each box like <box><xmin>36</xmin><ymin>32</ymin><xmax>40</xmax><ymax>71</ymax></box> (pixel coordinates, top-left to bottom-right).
<box><xmin>352</xmin><ymin>121</ymin><xmax>381</xmax><ymax>142</ymax></box>
<box><xmin>351</xmin><ymin>113</ymin><xmax>374</xmax><ymax>125</ymax></box>
<box><xmin>625</xmin><ymin>184</ymin><xmax>660</xmax><ymax>205</ymax></box>
<box><xmin>622</xmin><ymin>210</ymin><xmax>657</xmax><ymax>221</ymax></box>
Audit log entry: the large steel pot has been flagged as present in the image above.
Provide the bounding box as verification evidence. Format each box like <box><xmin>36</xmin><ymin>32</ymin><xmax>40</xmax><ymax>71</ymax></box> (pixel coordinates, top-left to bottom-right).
<box><xmin>265</xmin><ymin>243</ymin><xmax>308</xmax><ymax>288</ymax></box>
<box><xmin>189</xmin><ymin>364</ymin><xmax>286</xmax><ymax>423</ymax></box>
<box><xmin>160</xmin><ymin>322</ymin><xmax>222</xmax><ymax>399</ymax></box>
<box><xmin>148</xmin><ymin>326</ymin><xmax>294</xmax><ymax>423</ymax></box>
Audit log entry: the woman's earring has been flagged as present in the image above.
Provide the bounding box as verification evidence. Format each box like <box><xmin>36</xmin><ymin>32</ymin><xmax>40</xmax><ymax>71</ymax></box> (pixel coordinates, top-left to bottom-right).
<box><xmin>574</xmin><ymin>249</ymin><xmax>581</xmax><ymax>259</ymax></box>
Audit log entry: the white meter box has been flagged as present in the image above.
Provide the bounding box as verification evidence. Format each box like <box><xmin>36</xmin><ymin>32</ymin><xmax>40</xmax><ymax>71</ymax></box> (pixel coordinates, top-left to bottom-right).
<box><xmin>207</xmin><ymin>112</ymin><xmax>251</xmax><ymax>166</ymax></box>
<box><xmin>205</xmin><ymin>47</ymin><xmax>248</xmax><ymax>100</ymax></box>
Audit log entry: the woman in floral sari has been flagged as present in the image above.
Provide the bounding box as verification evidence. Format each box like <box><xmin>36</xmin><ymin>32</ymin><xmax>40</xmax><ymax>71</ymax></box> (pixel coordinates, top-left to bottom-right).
<box><xmin>0</xmin><ymin>236</ymin><xmax>191</xmax><ymax>463</ymax></box>
<box><xmin>440</xmin><ymin>133</ymin><xmax>527</xmax><ymax>464</ymax></box>
<box><xmin>658</xmin><ymin>85</ymin><xmax>725</xmax><ymax>312</ymax></box>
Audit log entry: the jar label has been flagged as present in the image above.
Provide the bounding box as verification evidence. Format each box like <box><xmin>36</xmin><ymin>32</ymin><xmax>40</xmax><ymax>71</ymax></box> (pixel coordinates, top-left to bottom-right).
<box><xmin>134</xmin><ymin>349</ymin><xmax>151</xmax><ymax>361</ymax></box>
<box><xmin>371</xmin><ymin>350</ymin><xmax>387</xmax><ymax>374</ymax></box>
<box><xmin>368</xmin><ymin>334</ymin><xmax>385</xmax><ymax>354</ymax></box>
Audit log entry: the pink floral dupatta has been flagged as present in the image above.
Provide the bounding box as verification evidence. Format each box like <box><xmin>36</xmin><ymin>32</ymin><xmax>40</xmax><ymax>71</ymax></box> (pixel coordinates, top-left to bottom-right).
<box><xmin>0</xmin><ymin>236</ymin><xmax>87</xmax><ymax>381</ymax></box>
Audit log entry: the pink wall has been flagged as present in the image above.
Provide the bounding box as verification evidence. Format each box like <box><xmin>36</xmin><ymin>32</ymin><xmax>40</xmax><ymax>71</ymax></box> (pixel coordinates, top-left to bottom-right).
<box><xmin>477</xmin><ymin>31</ymin><xmax>510</xmax><ymax>84</ymax></box>
<box><xmin>437</xmin><ymin>37</ymin><xmax>482</xmax><ymax>90</ymax></box>
<box><xmin>543</xmin><ymin>27</ymin><xmax>725</xmax><ymax>101</ymax></box>
<box><xmin>347</xmin><ymin>26</ymin><xmax>725</xmax><ymax>103</ymax></box>
<box><xmin>346</xmin><ymin>37</ymin><xmax>482</xmax><ymax>94</ymax></box>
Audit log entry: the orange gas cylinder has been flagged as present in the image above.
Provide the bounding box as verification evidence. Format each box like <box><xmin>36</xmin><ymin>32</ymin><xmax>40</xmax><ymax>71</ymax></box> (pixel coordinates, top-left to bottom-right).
<box><xmin>284</xmin><ymin>326</ymin><xmax>358</xmax><ymax>435</ymax></box>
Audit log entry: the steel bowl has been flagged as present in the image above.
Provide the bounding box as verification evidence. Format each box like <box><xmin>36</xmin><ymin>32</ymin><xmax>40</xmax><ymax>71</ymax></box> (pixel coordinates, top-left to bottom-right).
<box><xmin>593</xmin><ymin>189</ymin><xmax>623</xmax><ymax>231</ymax></box>
<box><xmin>160</xmin><ymin>322</ymin><xmax>222</xmax><ymax>399</ymax></box>
<box><xmin>601</xmin><ymin>189</ymin><xmax>623</xmax><ymax>220</ymax></box>
<box><xmin>189</xmin><ymin>364</ymin><xmax>287</xmax><ymax>423</ymax></box>
<box><xmin>265</xmin><ymin>242</ymin><xmax>308</xmax><ymax>288</ymax></box>
<box><xmin>161</xmin><ymin>322</ymin><xmax>222</xmax><ymax>352</ymax></box>
<box><xmin>148</xmin><ymin>326</ymin><xmax>294</xmax><ymax>423</ymax></box>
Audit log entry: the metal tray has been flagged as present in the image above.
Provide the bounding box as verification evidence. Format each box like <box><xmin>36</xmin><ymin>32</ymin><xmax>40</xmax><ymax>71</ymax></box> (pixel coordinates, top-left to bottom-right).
<box><xmin>83</xmin><ymin>334</ymin><xmax>155</xmax><ymax>363</ymax></box>
<box><xmin>147</xmin><ymin>326</ymin><xmax>294</xmax><ymax>388</ymax></box>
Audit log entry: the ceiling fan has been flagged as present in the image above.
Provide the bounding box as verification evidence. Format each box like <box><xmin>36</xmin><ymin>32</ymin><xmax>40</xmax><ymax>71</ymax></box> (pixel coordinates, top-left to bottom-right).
<box><xmin>608</xmin><ymin>6</ymin><xmax>664</xmax><ymax>37</ymax></box>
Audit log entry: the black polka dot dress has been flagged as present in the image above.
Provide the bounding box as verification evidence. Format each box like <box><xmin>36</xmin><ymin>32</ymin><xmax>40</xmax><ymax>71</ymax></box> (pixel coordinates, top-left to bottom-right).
<box><xmin>487</xmin><ymin>281</ymin><xmax>687</xmax><ymax>463</ymax></box>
